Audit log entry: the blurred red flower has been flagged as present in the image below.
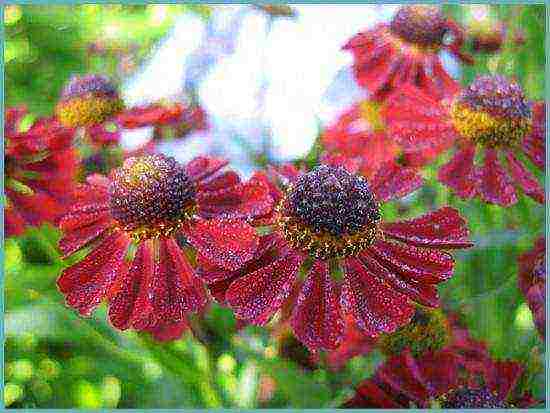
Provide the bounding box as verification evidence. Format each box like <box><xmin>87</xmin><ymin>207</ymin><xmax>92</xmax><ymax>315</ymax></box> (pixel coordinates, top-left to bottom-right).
<box><xmin>56</xmin><ymin>154</ymin><xmax>273</xmax><ymax>340</ymax></box>
<box><xmin>384</xmin><ymin>75</ymin><xmax>545</xmax><ymax>206</ymax></box>
<box><xmin>197</xmin><ymin>160</ymin><xmax>472</xmax><ymax>351</ymax></box>
<box><xmin>344</xmin><ymin>5</ymin><xmax>472</xmax><ymax>101</ymax></box>
<box><xmin>343</xmin><ymin>312</ymin><xmax>538</xmax><ymax>408</ymax></box>
<box><xmin>5</xmin><ymin>107</ymin><xmax>78</xmax><ymax>237</ymax></box>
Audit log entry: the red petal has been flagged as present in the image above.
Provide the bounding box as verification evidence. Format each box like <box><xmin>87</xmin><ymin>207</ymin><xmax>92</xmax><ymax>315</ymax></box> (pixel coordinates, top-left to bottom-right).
<box><xmin>290</xmin><ymin>260</ymin><xmax>344</xmax><ymax>351</ymax></box>
<box><xmin>505</xmin><ymin>151</ymin><xmax>544</xmax><ymax>204</ymax></box>
<box><xmin>320</xmin><ymin>152</ymin><xmax>361</xmax><ymax>174</ymax></box>
<box><xmin>57</xmin><ymin>231</ymin><xmax>130</xmax><ymax>316</ymax></box>
<box><xmin>185</xmin><ymin>156</ymin><xmax>228</xmax><ymax>183</ymax></box>
<box><xmin>197</xmin><ymin>178</ymin><xmax>273</xmax><ymax>220</ymax></box>
<box><xmin>438</xmin><ymin>145</ymin><xmax>478</xmax><ymax>199</ymax></box>
<box><xmin>360</xmin><ymin>247</ymin><xmax>441</xmax><ymax>307</ymax></box>
<box><xmin>344</xmin><ymin>380</ymin><xmax>403</xmax><ymax>408</ymax></box>
<box><xmin>367</xmin><ymin>239</ymin><xmax>454</xmax><ymax>283</ymax></box>
<box><xmin>183</xmin><ymin>219</ymin><xmax>259</xmax><ymax>271</ymax></box>
<box><xmin>341</xmin><ymin>257</ymin><xmax>414</xmax><ymax>336</ymax></box>
<box><xmin>376</xmin><ymin>350</ymin><xmax>431</xmax><ymax>404</ymax></box>
<box><xmin>147</xmin><ymin>318</ymin><xmax>189</xmax><ymax>342</ymax></box>
<box><xmin>382</xmin><ymin>207</ymin><xmax>473</xmax><ymax>249</ymax></box>
<box><xmin>108</xmin><ymin>240</ymin><xmax>155</xmax><ymax>330</ymax></box>
<box><xmin>154</xmin><ymin>238</ymin><xmax>208</xmax><ymax>317</ymax></box>
<box><xmin>225</xmin><ymin>250</ymin><xmax>304</xmax><ymax>324</ymax></box>
<box><xmin>5</xmin><ymin>208</ymin><xmax>26</xmax><ymax>238</ymax></box>
<box><xmin>196</xmin><ymin>232</ymin><xmax>281</xmax><ymax>284</ymax></box>
<box><xmin>370</xmin><ymin>161</ymin><xmax>423</xmax><ymax>202</ymax></box>
<box><xmin>198</xmin><ymin>171</ymin><xmax>241</xmax><ymax>192</ymax></box>
<box><xmin>383</xmin><ymin>85</ymin><xmax>457</xmax><ymax>160</ymax></box>
<box><xmin>521</xmin><ymin>101</ymin><xmax>545</xmax><ymax>170</ymax></box>
<box><xmin>478</xmin><ymin>148</ymin><xmax>517</xmax><ymax>206</ymax></box>
<box><xmin>59</xmin><ymin>218</ymin><xmax>113</xmax><ymax>258</ymax></box>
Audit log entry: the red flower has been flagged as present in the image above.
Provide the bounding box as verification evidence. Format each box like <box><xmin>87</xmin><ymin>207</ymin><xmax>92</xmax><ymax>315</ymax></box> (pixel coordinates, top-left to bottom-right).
<box><xmin>5</xmin><ymin>107</ymin><xmax>78</xmax><ymax>237</ymax></box>
<box><xmin>344</xmin><ymin>5</ymin><xmax>472</xmax><ymax>101</ymax></box>
<box><xmin>197</xmin><ymin>161</ymin><xmax>472</xmax><ymax>351</ymax></box>
<box><xmin>384</xmin><ymin>75</ymin><xmax>545</xmax><ymax>206</ymax></box>
<box><xmin>55</xmin><ymin>74</ymin><xmax>207</xmax><ymax>150</ymax></box>
<box><xmin>343</xmin><ymin>313</ymin><xmax>538</xmax><ymax>408</ymax></box>
<box><xmin>518</xmin><ymin>236</ymin><xmax>545</xmax><ymax>340</ymax></box>
<box><xmin>56</xmin><ymin>154</ymin><xmax>273</xmax><ymax>340</ymax></box>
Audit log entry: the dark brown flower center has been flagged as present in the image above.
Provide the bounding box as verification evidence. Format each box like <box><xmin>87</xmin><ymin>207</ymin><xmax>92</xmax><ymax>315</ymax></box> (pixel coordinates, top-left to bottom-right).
<box><xmin>277</xmin><ymin>165</ymin><xmax>381</xmax><ymax>260</ymax></box>
<box><xmin>441</xmin><ymin>387</ymin><xmax>508</xmax><ymax>408</ymax></box>
<box><xmin>451</xmin><ymin>75</ymin><xmax>532</xmax><ymax>149</ymax></box>
<box><xmin>61</xmin><ymin>74</ymin><xmax>120</xmax><ymax>100</ymax></box>
<box><xmin>390</xmin><ymin>5</ymin><xmax>448</xmax><ymax>48</ymax></box>
<box><xmin>109</xmin><ymin>154</ymin><xmax>196</xmax><ymax>241</ymax></box>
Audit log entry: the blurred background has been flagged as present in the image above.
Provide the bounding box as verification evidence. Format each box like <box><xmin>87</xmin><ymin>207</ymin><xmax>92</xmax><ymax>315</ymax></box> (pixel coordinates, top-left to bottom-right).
<box><xmin>4</xmin><ymin>4</ymin><xmax>546</xmax><ymax>408</ymax></box>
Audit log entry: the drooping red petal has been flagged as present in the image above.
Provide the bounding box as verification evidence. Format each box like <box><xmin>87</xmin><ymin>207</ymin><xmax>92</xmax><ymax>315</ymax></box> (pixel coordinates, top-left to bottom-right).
<box><xmin>367</xmin><ymin>239</ymin><xmax>454</xmax><ymax>284</ymax></box>
<box><xmin>225</xmin><ymin>250</ymin><xmax>304</xmax><ymax>324</ymax></box>
<box><xmin>438</xmin><ymin>145</ymin><xmax>478</xmax><ymax>199</ymax></box>
<box><xmin>505</xmin><ymin>151</ymin><xmax>544</xmax><ymax>204</ymax></box>
<box><xmin>342</xmin><ymin>380</ymin><xmax>404</xmax><ymax>408</ymax></box>
<box><xmin>183</xmin><ymin>219</ymin><xmax>259</xmax><ymax>271</ymax></box>
<box><xmin>383</xmin><ymin>207</ymin><xmax>473</xmax><ymax>249</ymax></box>
<box><xmin>360</xmin><ymin>248</ymin><xmax>441</xmax><ymax>308</ymax></box>
<box><xmin>147</xmin><ymin>318</ymin><xmax>189</xmax><ymax>342</ymax></box>
<box><xmin>478</xmin><ymin>148</ymin><xmax>517</xmax><ymax>206</ymax></box>
<box><xmin>57</xmin><ymin>230</ymin><xmax>130</xmax><ymax>316</ymax></box>
<box><xmin>370</xmin><ymin>161</ymin><xmax>423</xmax><ymax>202</ymax></box>
<box><xmin>383</xmin><ymin>85</ymin><xmax>457</xmax><ymax>163</ymax></box>
<box><xmin>154</xmin><ymin>238</ymin><xmax>208</xmax><ymax>317</ymax></box>
<box><xmin>196</xmin><ymin>232</ymin><xmax>281</xmax><ymax>284</ymax></box>
<box><xmin>376</xmin><ymin>349</ymin><xmax>432</xmax><ymax>404</ymax></box>
<box><xmin>521</xmin><ymin>101</ymin><xmax>545</xmax><ymax>170</ymax></box>
<box><xmin>341</xmin><ymin>257</ymin><xmax>414</xmax><ymax>336</ymax></box>
<box><xmin>185</xmin><ymin>156</ymin><xmax>228</xmax><ymax>183</ymax></box>
<box><xmin>59</xmin><ymin>218</ymin><xmax>113</xmax><ymax>258</ymax></box>
<box><xmin>108</xmin><ymin>240</ymin><xmax>155</xmax><ymax>330</ymax></box>
<box><xmin>198</xmin><ymin>170</ymin><xmax>241</xmax><ymax>192</ymax></box>
<box><xmin>290</xmin><ymin>260</ymin><xmax>344</xmax><ymax>351</ymax></box>
<box><xmin>197</xmin><ymin>178</ymin><xmax>273</xmax><ymax>220</ymax></box>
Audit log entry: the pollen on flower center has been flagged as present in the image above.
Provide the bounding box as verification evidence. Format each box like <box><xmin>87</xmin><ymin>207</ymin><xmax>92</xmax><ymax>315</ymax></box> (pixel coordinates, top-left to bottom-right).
<box><xmin>390</xmin><ymin>5</ymin><xmax>448</xmax><ymax>49</ymax></box>
<box><xmin>451</xmin><ymin>75</ymin><xmax>532</xmax><ymax>149</ymax></box>
<box><xmin>56</xmin><ymin>74</ymin><xmax>125</xmax><ymax>128</ymax></box>
<box><xmin>440</xmin><ymin>387</ymin><xmax>508</xmax><ymax>408</ymax></box>
<box><xmin>277</xmin><ymin>165</ymin><xmax>381</xmax><ymax>260</ymax></box>
<box><xmin>109</xmin><ymin>154</ymin><xmax>197</xmax><ymax>241</ymax></box>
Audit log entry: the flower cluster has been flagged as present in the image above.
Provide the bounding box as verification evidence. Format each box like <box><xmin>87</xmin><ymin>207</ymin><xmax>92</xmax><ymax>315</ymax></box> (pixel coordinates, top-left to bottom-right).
<box><xmin>5</xmin><ymin>4</ymin><xmax>544</xmax><ymax>408</ymax></box>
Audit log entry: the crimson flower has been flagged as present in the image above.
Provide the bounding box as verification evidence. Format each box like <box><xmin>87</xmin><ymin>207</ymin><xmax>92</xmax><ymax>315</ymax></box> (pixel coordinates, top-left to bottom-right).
<box><xmin>343</xmin><ymin>312</ymin><xmax>538</xmax><ymax>408</ymax></box>
<box><xmin>344</xmin><ymin>5</ymin><xmax>473</xmax><ymax>101</ymax></box>
<box><xmin>518</xmin><ymin>236</ymin><xmax>545</xmax><ymax>340</ymax></box>
<box><xmin>197</xmin><ymin>161</ymin><xmax>472</xmax><ymax>351</ymax></box>
<box><xmin>56</xmin><ymin>154</ymin><xmax>273</xmax><ymax>340</ymax></box>
<box><xmin>5</xmin><ymin>107</ymin><xmax>78</xmax><ymax>237</ymax></box>
<box><xmin>384</xmin><ymin>75</ymin><xmax>546</xmax><ymax>206</ymax></box>
<box><xmin>55</xmin><ymin>74</ymin><xmax>206</xmax><ymax>149</ymax></box>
